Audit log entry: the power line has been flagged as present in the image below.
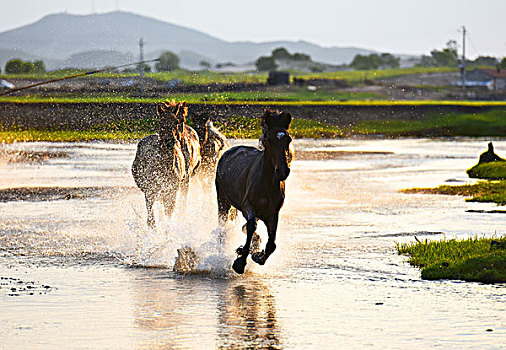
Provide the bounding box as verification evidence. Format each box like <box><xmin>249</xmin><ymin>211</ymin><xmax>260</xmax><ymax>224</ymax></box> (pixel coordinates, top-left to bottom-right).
<box><xmin>0</xmin><ymin>59</ymin><xmax>159</xmax><ymax>96</ymax></box>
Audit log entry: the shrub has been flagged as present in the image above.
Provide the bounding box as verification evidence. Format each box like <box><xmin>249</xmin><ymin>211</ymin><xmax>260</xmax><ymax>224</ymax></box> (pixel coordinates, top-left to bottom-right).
<box><xmin>155</xmin><ymin>51</ymin><xmax>180</xmax><ymax>72</ymax></box>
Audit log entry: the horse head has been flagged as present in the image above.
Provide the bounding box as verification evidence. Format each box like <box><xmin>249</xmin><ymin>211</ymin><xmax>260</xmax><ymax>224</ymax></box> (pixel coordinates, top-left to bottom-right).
<box><xmin>191</xmin><ymin>112</ymin><xmax>211</xmax><ymax>147</ymax></box>
<box><xmin>156</xmin><ymin>101</ymin><xmax>187</xmax><ymax>152</ymax></box>
<box><xmin>157</xmin><ymin>100</ymin><xmax>188</xmax><ymax>144</ymax></box>
<box><xmin>261</xmin><ymin>110</ymin><xmax>294</xmax><ymax>182</ymax></box>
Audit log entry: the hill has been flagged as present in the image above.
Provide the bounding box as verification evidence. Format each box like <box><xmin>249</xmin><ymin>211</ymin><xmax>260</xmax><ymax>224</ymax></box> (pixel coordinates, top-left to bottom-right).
<box><xmin>0</xmin><ymin>11</ymin><xmax>374</xmax><ymax>70</ymax></box>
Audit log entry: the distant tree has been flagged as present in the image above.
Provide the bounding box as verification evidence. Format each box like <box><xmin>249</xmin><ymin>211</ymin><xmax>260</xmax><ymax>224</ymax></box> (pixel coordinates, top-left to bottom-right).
<box><xmin>155</xmin><ymin>51</ymin><xmax>180</xmax><ymax>72</ymax></box>
<box><xmin>21</xmin><ymin>61</ymin><xmax>35</xmax><ymax>73</ymax></box>
<box><xmin>379</xmin><ymin>53</ymin><xmax>400</xmax><ymax>68</ymax></box>
<box><xmin>418</xmin><ymin>55</ymin><xmax>434</xmax><ymax>67</ymax></box>
<box><xmin>470</xmin><ymin>56</ymin><xmax>498</xmax><ymax>67</ymax></box>
<box><xmin>255</xmin><ymin>56</ymin><xmax>278</xmax><ymax>71</ymax></box>
<box><xmin>5</xmin><ymin>59</ymin><xmax>25</xmax><ymax>74</ymax></box>
<box><xmin>430</xmin><ymin>40</ymin><xmax>458</xmax><ymax>66</ymax></box>
<box><xmin>33</xmin><ymin>60</ymin><xmax>46</xmax><ymax>73</ymax></box>
<box><xmin>199</xmin><ymin>60</ymin><xmax>211</xmax><ymax>69</ymax></box>
<box><xmin>291</xmin><ymin>52</ymin><xmax>311</xmax><ymax>61</ymax></box>
<box><xmin>272</xmin><ymin>47</ymin><xmax>291</xmax><ymax>60</ymax></box>
<box><xmin>350</xmin><ymin>54</ymin><xmax>380</xmax><ymax>70</ymax></box>
<box><xmin>501</xmin><ymin>57</ymin><xmax>506</xmax><ymax>69</ymax></box>
<box><xmin>139</xmin><ymin>63</ymin><xmax>151</xmax><ymax>72</ymax></box>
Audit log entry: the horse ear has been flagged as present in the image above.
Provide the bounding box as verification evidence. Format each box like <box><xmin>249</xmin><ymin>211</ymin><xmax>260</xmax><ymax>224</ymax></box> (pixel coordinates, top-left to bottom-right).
<box><xmin>156</xmin><ymin>104</ymin><xmax>165</xmax><ymax>116</ymax></box>
<box><xmin>261</xmin><ymin>110</ymin><xmax>275</xmax><ymax>130</ymax></box>
<box><xmin>281</xmin><ymin>112</ymin><xmax>292</xmax><ymax>129</ymax></box>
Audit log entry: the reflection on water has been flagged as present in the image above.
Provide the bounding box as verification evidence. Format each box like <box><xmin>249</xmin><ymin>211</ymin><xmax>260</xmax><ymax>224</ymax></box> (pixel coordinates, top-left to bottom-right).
<box><xmin>0</xmin><ymin>139</ymin><xmax>505</xmax><ymax>348</ymax></box>
<box><xmin>217</xmin><ymin>280</ymin><xmax>280</xmax><ymax>349</ymax></box>
<box><xmin>131</xmin><ymin>270</ymin><xmax>281</xmax><ymax>349</ymax></box>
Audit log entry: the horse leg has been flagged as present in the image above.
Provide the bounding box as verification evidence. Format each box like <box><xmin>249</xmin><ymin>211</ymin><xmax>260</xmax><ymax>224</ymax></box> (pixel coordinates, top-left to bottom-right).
<box><xmin>161</xmin><ymin>186</ymin><xmax>177</xmax><ymax>218</ymax></box>
<box><xmin>179</xmin><ymin>176</ymin><xmax>190</xmax><ymax>210</ymax></box>
<box><xmin>216</xmin><ymin>185</ymin><xmax>231</xmax><ymax>226</ymax></box>
<box><xmin>251</xmin><ymin>214</ymin><xmax>278</xmax><ymax>265</ymax></box>
<box><xmin>145</xmin><ymin>192</ymin><xmax>155</xmax><ymax>229</ymax></box>
<box><xmin>232</xmin><ymin>208</ymin><xmax>256</xmax><ymax>274</ymax></box>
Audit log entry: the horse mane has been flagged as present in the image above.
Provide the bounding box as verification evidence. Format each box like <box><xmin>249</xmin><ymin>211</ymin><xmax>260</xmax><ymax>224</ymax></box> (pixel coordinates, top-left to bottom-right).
<box><xmin>157</xmin><ymin>100</ymin><xmax>188</xmax><ymax>149</ymax></box>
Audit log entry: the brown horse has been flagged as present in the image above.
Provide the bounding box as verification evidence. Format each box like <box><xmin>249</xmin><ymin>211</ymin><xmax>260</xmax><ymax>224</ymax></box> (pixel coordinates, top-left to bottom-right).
<box><xmin>192</xmin><ymin>113</ymin><xmax>230</xmax><ymax>175</ymax></box>
<box><xmin>178</xmin><ymin>106</ymin><xmax>202</xmax><ymax>204</ymax></box>
<box><xmin>215</xmin><ymin>110</ymin><xmax>294</xmax><ymax>274</ymax></box>
<box><xmin>132</xmin><ymin>102</ymin><xmax>186</xmax><ymax>228</ymax></box>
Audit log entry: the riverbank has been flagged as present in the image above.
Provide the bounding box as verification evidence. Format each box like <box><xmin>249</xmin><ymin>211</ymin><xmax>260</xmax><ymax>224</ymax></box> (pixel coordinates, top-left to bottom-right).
<box><xmin>397</xmin><ymin>235</ymin><xmax>506</xmax><ymax>283</ymax></box>
<box><xmin>1</xmin><ymin>101</ymin><xmax>506</xmax><ymax>142</ymax></box>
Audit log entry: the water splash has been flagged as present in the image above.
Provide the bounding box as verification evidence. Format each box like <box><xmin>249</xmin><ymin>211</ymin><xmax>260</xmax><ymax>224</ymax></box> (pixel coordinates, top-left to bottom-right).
<box><xmin>119</xmin><ymin>179</ymin><xmax>243</xmax><ymax>275</ymax></box>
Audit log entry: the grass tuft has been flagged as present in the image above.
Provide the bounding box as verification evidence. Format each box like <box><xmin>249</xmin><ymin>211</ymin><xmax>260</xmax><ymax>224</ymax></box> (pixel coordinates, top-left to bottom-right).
<box><xmin>467</xmin><ymin>161</ymin><xmax>506</xmax><ymax>180</ymax></box>
<box><xmin>397</xmin><ymin>235</ymin><xmax>506</xmax><ymax>283</ymax></box>
<box><xmin>402</xmin><ymin>181</ymin><xmax>506</xmax><ymax>205</ymax></box>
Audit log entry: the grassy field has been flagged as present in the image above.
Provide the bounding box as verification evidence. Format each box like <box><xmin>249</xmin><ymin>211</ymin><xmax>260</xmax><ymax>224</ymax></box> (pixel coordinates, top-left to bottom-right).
<box><xmin>3</xmin><ymin>94</ymin><xmax>506</xmax><ymax>107</ymax></box>
<box><xmin>0</xmin><ymin>66</ymin><xmax>459</xmax><ymax>85</ymax></box>
<box><xmin>292</xmin><ymin>66</ymin><xmax>458</xmax><ymax>83</ymax></box>
<box><xmin>352</xmin><ymin>108</ymin><xmax>506</xmax><ymax>136</ymax></box>
<box><xmin>467</xmin><ymin>161</ymin><xmax>506</xmax><ymax>180</ymax></box>
<box><xmin>397</xmin><ymin>235</ymin><xmax>506</xmax><ymax>283</ymax></box>
<box><xmin>403</xmin><ymin>181</ymin><xmax>506</xmax><ymax>205</ymax></box>
<box><xmin>0</xmin><ymin>69</ymin><xmax>267</xmax><ymax>85</ymax></box>
<box><xmin>0</xmin><ymin>89</ymin><xmax>388</xmax><ymax>103</ymax></box>
<box><xmin>0</xmin><ymin>114</ymin><xmax>344</xmax><ymax>143</ymax></box>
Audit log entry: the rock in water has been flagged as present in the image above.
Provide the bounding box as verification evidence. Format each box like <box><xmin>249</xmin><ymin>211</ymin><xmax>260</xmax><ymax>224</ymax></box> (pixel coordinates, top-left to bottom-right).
<box><xmin>479</xmin><ymin>142</ymin><xmax>504</xmax><ymax>164</ymax></box>
<box><xmin>173</xmin><ymin>246</ymin><xmax>199</xmax><ymax>273</ymax></box>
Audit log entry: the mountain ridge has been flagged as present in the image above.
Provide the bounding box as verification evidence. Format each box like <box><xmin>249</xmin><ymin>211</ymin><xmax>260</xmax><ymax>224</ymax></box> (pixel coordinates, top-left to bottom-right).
<box><xmin>0</xmin><ymin>11</ymin><xmax>375</xmax><ymax>70</ymax></box>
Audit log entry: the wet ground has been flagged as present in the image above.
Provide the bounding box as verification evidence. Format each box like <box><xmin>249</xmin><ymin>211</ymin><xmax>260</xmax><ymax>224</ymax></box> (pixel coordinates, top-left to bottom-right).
<box><xmin>0</xmin><ymin>138</ymin><xmax>505</xmax><ymax>349</ymax></box>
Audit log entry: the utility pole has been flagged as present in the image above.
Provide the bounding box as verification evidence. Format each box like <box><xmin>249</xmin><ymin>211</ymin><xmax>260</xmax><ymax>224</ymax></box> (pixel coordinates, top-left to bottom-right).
<box><xmin>139</xmin><ymin>37</ymin><xmax>145</xmax><ymax>97</ymax></box>
<box><xmin>461</xmin><ymin>26</ymin><xmax>467</xmax><ymax>93</ymax></box>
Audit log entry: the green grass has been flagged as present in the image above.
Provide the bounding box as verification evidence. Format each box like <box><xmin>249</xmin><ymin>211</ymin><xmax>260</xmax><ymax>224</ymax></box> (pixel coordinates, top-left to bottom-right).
<box><xmin>293</xmin><ymin>66</ymin><xmax>458</xmax><ymax>83</ymax></box>
<box><xmin>402</xmin><ymin>181</ymin><xmax>506</xmax><ymax>205</ymax></box>
<box><xmin>352</xmin><ymin>109</ymin><xmax>506</xmax><ymax>136</ymax></box>
<box><xmin>0</xmin><ymin>129</ymin><xmax>152</xmax><ymax>143</ymax></box>
<box><xmin>0</xmin><ymin>69</ymin><xmax>268</xmax><ymax>85</ymax></box>
<box><xmin>214</xmin><ymin>116</ymin><xmax>344</xmax><ymax>139</ymax></box>
<box><xmin>467</xmin><ymin>161</ymin><xmax>506</xmax><ymax>180</ymax></box>
<box><xmin>3</xmin><ymin>94</ymin><xmax>506</xmax><ymax>107</ymax></box>
<box><xmin>0</xmin><ymin>89</ymin><xmax>386</xmax><ymax>103</ymax></box>
<box><xmin>0</xmin><ymin>115</ymin><xmax>344</xmax><ymax>143</ymax></box>
<box><xmin>1</xmin><ymin>66</ymin><xmax>457</xmax><ymax>83</ymax></box>
<box><xmin>397</xmin><ymin>235</ymin><xmax>506</xmax><ymax>283</ymax></box>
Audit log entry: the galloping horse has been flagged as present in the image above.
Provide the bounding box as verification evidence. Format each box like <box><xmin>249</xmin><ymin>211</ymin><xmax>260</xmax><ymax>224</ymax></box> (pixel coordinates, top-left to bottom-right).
<box><xmin>178</xmin><ymin>105</ymin><xmax>202</xmax><ymax>203</ymax></box>
<box><xmin>215</xmin><ymin>110</ymin><xmax>294</xmax><ymax>274</ymax></box>
<box><xmin>132</xmin><ymin>101</ymin><xmax>186</xmax><ymax>228</ymax></box>
<box><xmin>192</xmin><ymin>113</ymin><xmax>230</xmax><ymax>175</ymax></box>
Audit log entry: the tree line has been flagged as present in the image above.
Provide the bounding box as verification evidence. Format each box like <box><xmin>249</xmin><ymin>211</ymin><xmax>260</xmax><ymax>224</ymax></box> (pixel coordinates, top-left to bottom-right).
<box><xmin>3</xmin><ymin>59</ymin><xmax>46</xmax><ymax>74</ymax></box>
<box><xmin>3</xmin><ymin>46</ymin><xmax>505</xmax><ymax>75</ymax></box>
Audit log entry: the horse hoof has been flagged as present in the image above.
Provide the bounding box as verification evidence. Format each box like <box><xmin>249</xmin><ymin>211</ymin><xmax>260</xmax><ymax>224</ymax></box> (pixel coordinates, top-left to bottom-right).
<box><xmin>232</xmin><ymin>258</ymin><xmax>246</xmax><ymax>274</ymax></box>
<box><xmin>251</xmin><ymin>251</ymin><xmax>266</xmax><ymax>265</ymax></box>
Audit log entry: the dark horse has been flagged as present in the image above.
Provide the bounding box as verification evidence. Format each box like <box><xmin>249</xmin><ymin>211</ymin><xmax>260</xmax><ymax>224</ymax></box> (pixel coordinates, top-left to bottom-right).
<box><xmin>215</xmin><ymin>110</ymin><xmax>294</xmax><ymax>274</ymax></box>
<box><xmin>131</xmin><ymin>101</ymin><xmax>187</xmax><ymax>228</ymax></box>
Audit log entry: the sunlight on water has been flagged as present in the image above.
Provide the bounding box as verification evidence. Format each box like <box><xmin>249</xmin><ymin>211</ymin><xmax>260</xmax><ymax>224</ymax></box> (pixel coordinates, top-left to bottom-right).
<box><xmin>1</xmin><ymin>139</ymin><xmax>505</xmax><ymax>349</ymax></box>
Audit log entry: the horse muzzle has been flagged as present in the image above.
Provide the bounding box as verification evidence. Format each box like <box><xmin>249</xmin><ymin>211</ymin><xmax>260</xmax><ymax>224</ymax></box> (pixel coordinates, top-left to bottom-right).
<box><xmin>275</xmin><ymin>167</ymin><xmax>290</xmax><ymax>182</ymax></box>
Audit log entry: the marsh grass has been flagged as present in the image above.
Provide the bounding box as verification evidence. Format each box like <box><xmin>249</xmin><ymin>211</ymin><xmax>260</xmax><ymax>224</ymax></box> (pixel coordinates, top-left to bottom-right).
<box><xmin>352</xmin><ymin>109</ymin><xmax>506</xmax><ymax>136</ymax></box>
<box><xmin>467</xmin><ymin>161</ymin><xmax>506</xmax><ymax>180</ymax></box>
<box><xmin>402</xmin><ymin>181</ymin><xmax>506</xmax><ymax>205</ymax></box>
<box><xmin>0</xmin><ymin>66</ymin><xmax>457</xmax><ymax>85</ymax></box>
<box><xmin>0</xmin><ymin>116</ymin><xmax>343</xmax><ymax>143</ymax></box>
<box><xmin>397</xmin><ymin>235</ymin><xmax>506</xmax><ymax>283</ymax></box>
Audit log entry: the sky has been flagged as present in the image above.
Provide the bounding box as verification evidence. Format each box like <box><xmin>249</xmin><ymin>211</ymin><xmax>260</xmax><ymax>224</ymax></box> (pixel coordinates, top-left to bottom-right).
<box><xmin>1</xmin><ymin>0</ymin><xmax>505</xmax><ymax>59</ymax></box>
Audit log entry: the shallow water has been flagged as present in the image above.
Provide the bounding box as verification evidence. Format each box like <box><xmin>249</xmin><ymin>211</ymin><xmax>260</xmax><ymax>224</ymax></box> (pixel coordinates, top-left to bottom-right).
<box><xmin>0</xmin><ymin>138</ymin><xmax>505</xmax><ymax>349</ymax></box>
